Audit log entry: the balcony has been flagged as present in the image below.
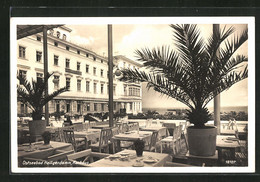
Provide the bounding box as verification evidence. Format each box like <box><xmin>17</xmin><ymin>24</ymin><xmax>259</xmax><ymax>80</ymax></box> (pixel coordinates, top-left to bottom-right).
<box><xmin>65</xmin><ymin>68</ymin><xmax>82</xmax><ymax>75</ymax></box>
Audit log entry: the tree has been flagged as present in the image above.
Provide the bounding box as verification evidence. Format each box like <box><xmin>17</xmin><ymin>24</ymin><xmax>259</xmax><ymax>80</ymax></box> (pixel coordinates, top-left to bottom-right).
<box><xmin>120</xmin><ymin>24</ymin><xmax>248</xmax><ymax>128</ymax></box>
<box><xmin>17</xmin><ymin>72</ymin><xmax>68</xmax><ymax>120</ymax></box>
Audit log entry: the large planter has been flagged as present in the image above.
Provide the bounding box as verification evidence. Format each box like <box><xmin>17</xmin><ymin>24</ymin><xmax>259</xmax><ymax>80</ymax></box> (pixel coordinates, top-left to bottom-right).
<box><xmin>187</xmin><ymin>126</ymin><xmax>217</xmax><ymax>156</ymax></box>
<box><xmin>29</xmin><ymin>120</ymin><xmax>46</xmax><ymax>136</ymax></box>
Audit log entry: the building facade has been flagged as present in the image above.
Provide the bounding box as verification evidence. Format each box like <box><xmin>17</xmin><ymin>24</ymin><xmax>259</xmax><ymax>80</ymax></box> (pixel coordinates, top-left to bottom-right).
<box><xmin>17</xmin><ymin>26</ymin><xmax>142</xmax><ymax>117</ymax></box>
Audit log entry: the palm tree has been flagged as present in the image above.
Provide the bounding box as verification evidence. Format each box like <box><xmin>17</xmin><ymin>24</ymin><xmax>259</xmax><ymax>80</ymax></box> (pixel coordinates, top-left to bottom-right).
<box><xmin>120</xmin><ymin>24</ymin><xmax>248</xmax><ymax>128</ymax></box>
<box><xmin>17</xmin><ymin>72</ymin><xmax>68</xmax><ymax>120</ymax></box>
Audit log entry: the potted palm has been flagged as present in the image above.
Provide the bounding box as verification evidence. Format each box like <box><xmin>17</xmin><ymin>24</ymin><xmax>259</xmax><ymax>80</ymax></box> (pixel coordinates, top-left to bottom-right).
<box><xmin>120</xmin><ymin>24</ymin><xmax>248</xmax><ymax>156</ymax></box>
<box><xmin>17</xmin><ymin>72</ymin><xmax>68</xmax><ymax>140</ymax></box>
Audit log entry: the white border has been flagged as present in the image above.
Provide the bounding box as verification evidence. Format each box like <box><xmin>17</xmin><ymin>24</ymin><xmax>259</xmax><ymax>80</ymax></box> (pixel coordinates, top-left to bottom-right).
<box><xmin>10</xmin><ymin>17</ymin><xmax>255</xmax><ymax>173</ymax></box>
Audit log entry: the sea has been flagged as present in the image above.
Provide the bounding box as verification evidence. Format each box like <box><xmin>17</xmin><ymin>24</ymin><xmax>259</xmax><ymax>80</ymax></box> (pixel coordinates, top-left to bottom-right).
<box><xmin>142</xmin><ymin>106</ymin><xmax>248</xmax><ymax>114</ymax></box>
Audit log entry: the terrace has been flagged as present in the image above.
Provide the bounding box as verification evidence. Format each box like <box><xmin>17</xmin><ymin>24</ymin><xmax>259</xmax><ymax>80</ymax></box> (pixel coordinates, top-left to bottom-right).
<box><xmin>17</xmin><ymin>117</ymin><xmax>248</xmax><ymax>167</ymax></box>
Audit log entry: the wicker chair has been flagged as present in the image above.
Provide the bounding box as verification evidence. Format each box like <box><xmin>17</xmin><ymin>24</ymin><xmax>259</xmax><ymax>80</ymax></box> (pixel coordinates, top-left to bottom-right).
<box><xmin>63</xmin><ymin>130</ymin><xmax>87</xmax><ymax>152</ymax></box>
<box><xmin>89</xmin><ymin>128</ymin><xmax>112</xmax><ymax>153</ymax></box>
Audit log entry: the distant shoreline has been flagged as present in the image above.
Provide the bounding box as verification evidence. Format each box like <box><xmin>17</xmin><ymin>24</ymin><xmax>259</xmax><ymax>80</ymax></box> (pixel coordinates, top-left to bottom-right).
<box><xmin>143</xmin><ymin>106</ymin><xmax>248</xmax><ymax>114</ymax></box>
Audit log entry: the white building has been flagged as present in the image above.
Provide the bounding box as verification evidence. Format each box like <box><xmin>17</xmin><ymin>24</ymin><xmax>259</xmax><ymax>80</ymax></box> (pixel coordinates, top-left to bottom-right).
<box><xmin>17</xmin><ymin>26</ymin><xmax>142</xmax><ymax>117</ymax></box>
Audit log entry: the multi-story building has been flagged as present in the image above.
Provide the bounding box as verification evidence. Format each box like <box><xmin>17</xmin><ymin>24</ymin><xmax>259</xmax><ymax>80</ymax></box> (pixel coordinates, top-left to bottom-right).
<box><xmin>17</xmin><ymin>26</ymin><xmax>142</xmax><ymax>117</ymax></box>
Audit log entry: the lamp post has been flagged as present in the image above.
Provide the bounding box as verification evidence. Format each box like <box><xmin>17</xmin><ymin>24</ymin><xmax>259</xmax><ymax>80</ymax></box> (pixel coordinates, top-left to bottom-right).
<box><xmin>108</xmin><ymin>24</ymin><xmax>114</xmax><ymax>127</ymax></box>
<box><xmin>213</xmin><ymin>24</ymin><xmax>221</xmax><ymax>135</ymax></box>
<box><xmin>43</xmin><ymin>26</ymin><xmax>49</xmax><ymax>126</ymax></box>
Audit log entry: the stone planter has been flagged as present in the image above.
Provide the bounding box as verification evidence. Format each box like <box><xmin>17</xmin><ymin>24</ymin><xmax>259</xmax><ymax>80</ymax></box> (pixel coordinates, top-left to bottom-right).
<box><xmin>28</xmin><ymin>120</ymin><xmax>46</xmax><ymax>137</ymax></box>
<box><xmin>187</xmin><ymin>126</ymin><xmax>217</xmax><ymax>156</ymax></box>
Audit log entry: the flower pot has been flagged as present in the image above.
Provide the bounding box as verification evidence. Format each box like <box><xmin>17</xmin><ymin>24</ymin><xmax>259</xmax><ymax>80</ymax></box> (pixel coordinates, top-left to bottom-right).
<box><xmin>29</xmin><ymin>120</ymin><xmax>46</xmax><ymax>137</ymax></box>
<box><xmin>135</xmin><ymin>148</ymin><xmax>144</xmax><ymax>157</ymax></box>
<box><xmin>187</xmin><ymin>126</ymin><xmax>217</xmax><ymax>156</ymax></box>
<box><xmin>43</xmin><ymin>139</ymin><xmax>50</xmax><ymax>145</ymax></box>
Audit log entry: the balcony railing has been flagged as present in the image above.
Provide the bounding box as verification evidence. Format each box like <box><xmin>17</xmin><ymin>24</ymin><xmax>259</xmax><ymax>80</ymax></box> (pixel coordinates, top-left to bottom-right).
<box><xmin>65</xmin><ymin>68</ymin><xmax>82</xmax><ymax>75</ymax></box>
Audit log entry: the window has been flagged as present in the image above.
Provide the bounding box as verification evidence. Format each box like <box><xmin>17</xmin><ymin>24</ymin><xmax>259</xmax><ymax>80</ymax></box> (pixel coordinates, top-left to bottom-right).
<box><xmin>66</xmin><ymin>103</ymin><xmax>70</xmax><ymax>112</ymax></box>
<box><xmin>63</xmin><ymin>34</ymin><xmax>67</xmax><ymax>40</ymax></box>
<box><xmin>86</xmin><ymin>103</ymin><xmax>90</xmax><ymax>111</ymax></box>
<box><xmin>113</xmin><ymin>102</ymin><xmax>116</xmax><ymax>110</ymax></box>
<box><xmin>107</xmin><ymin>71</ymin><xmax>109</xmax><ymax>78</ymax></box>
<box><xmin>101</xmin><ymin>103</ymin><xmax>105</xmax><ymax>111</ymax></box>
<box><xmin>86</xmin><ymin>81</ymin><xmax>90</xmax><ymax>92</ymax></box>
<box><xmin>101</xmin><ymin>84</ymin><xmax>104</xmax><ymax>94</ymax></box>
<box><xmin>77</xmin><ymin>62</ymin><xmax>80</xmax><ymax>71</ymax></box>
<box><xmin>130</xmin><ymin>103</ymin><xmax>133</xmax><ymax>110</ymax></box>
<box><xmin>77</xmin><ymin>102</ymin><xmax>81</xmax><ymax>113</ymax></box>
<box><xmin>66</xmin><ymin>46</ymin><xmax>70</xmax><ymax>51</ymax></box>
<box><xmin>19</xmin><ymin>46</ymin><xmax>26</xmax><ymax>58</ymax></box>
<box><xmin>77</xmin><ymin>50</ymin><xmax>80</xmax><ymax>54</ymax></box>
<box><xmin>94</xmin><ymin>83</ymin><xmax>97</xmax><ymax>94</ymax></box>
<box><xmin>86</xmin><ymin>53</ymin><xmax>89</xmax><ymax>57</ymax></box>
<box><xmin>36</xmin><ymin>36</ymin><xmax>41</xmax><ymax>41</ymax></box>
<box><xmin>94</xmin><ymin>103</ymin><xmax>97</xmax><ymax>111</ymax></box>
<box><xmin>36</xmin><ymin>51</ymin><xmax>42</xmax><ymax>62</ymax></box>
<box><xmin>56</xmin><ymin>31</ymin><xmax>60</xmax><ymax>38</ymax></box>
<box><xmin>124</xmin><ymin>85</ymin><xmax>127</xmax><ymax>95</ymax></box>
<box><xmin>49</xmin><ymin>29</ymin><xmax>54</xmax><ymax>35</ymax></box>
<box><xmin>77</xmin><ymin>80</ymin><xmax>81</xmax><ymax>91</ymax></box>
<box><xmin>21</xmin><ymin>103</ymin><xmax>28</xmax><ymax>114</ymax></box>
<box><xmin>93</xmin><ymin>67</ymin><xmax>96</xmax><ymax>75</ymax></box>
<box><xmin>113</xmin><ymin>86</ymin><xmax>116</xmax><ymax>95</ymax></box>
<box><xmin>36</xmin><ymin>73</ymin><xmax>43</xmax><ymax>82</ymax></box>
<box><xmin>101</xmin><ymin>69</ymin><xmax>104</xmax><ymax>77</ymax></box>
<box><xmin>54</xmin><ymin>55</ymin><xmax>59</xmax><ymax>66</ymax></box>
<box><xmin>86</xmin><ymin>64</ymin><xmax>89</xmax><ymax>73</ymax></box>
<box><xmin>65</xmin><ymin>58</ymin><xmax>70</xmax><ymax>68</ymax></box>
<box><xmin>93</xmin><ymin>56</ymin><xmax>96</xmax><ymax>61</ymax></box>
<box><xmin>54</xmin><ymin>42</ymin><xmax>58</xmax><ymax>47</ymax></box>
<box><xmin>54</xmin><ymin>75</ymin><xmax>60</xmax><ymax>90</ymax></box>
<box><xmin>123</xmin><ymin>62</ymin><xmax>126</xmax><ymax>68</ymax></box>
<box><xmin>56</xmin><ymin>101</ymin><xmax>60</xmax><ymax>112</ymax></box>
<box><xmin>101</xmin><ymin>60</ymin><xmax>103</xmax><ymax>63</ymax></box>
<box><xmin>66</xmin><ymin>78</ymin><xmax>70</xmax><ymax>90</ymax></box>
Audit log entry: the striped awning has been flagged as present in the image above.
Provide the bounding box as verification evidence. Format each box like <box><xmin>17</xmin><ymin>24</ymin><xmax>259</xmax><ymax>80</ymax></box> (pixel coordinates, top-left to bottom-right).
<box><xmin>17</xmin><ymin>25</ymin><xmax>63</xmax><ymax>39</ymax></box>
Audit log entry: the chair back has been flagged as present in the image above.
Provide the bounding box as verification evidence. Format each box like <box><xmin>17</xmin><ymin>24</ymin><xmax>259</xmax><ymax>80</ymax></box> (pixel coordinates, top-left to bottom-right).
<box><xmin>162</xmin><ymin>123</ymin><xmax>176</xmax><ymax>136</ymax></box>
<box><xmin>73</xmin><ymin>123</ymin><xmax>84</xmax><ymax>131</ymax></box>
<box><xmin>99</xmin><ymin>129</ymin><xmax>112</xmax><ymax>147</ymax></box>
<box><xmin>173</xmin><ymin>126</ymin><xmax>179</xmax><ymax>139</ymax></box>
<box><xmin>116</xmin><ymin>123</ymin><xmax>122</xmax><ymax>132</ymax></box>
<box><xmin>121</xmin><ymin>123</ymin><xmax>129</xmax><ymax>133</ymax></box>
<box><xmin>132</xmin><ymin>122</ymin><xmax>139</xmax><ymax>131</ymax></box>
<box><xmin>149</xmin><ymin>131</ymin><xmax>159</xmax><ymax>151</ymax></box>
<box><xmin>112</xmin><ymin>127</ymin><xmax>120</xmax><ymax>136</ymax></box>
<box><xmin>63</xmin><ymin>130</ymin><xmax>76</xmax><ymax>150</ymax></box>
<box><xmin>128</xmin><ymin>123</ymin><xmax>135</xmax><ymax>131</ymax></box>
<box><xmin>51</xmin><ymin>130</ymin><xmax>62</xmax><ymax>142</ymax></box>
<box><xmin>177</xmin><ymin>124</ymin><xmax>183</xmax><ymax>138</ymax></box>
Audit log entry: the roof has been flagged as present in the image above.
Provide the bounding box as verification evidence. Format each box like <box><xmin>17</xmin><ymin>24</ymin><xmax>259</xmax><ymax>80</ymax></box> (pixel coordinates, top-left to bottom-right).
<box><xmin>17</xmin><ymin>25</ymin><xmax>63</xmax><ymax>40</ymax></box>
<box><xmin>114</xmin><ymin>55</ymin><xmax>143</xmax><ymax>67</ymax></box>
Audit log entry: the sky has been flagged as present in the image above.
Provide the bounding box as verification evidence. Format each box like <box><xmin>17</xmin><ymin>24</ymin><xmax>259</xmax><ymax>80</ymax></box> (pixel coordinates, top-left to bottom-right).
<box><xmin>67</xmin><ymin>24</ymin><xmax>248</xmax><ymax>108</ymax></box>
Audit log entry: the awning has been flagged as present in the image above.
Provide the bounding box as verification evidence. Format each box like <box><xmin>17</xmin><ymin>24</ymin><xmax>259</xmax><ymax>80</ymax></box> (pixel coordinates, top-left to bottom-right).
<box><xmin>17</xmin><ymin>25</ymin><xmax>63</xmax><ymax>39</ymax></box>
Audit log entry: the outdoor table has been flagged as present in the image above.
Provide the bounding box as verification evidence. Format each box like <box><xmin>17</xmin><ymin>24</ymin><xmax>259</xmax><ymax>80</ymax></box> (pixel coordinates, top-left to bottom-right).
<box><xmin>216</xmin><ymin>135</ymin><xmax>241</xmax><ymax>161</ymax></box>
<box><xmin>87</xmin><ymin>149</ymin><xmax>171</xmax><ymax>167</ymax></box>
<box><xmin>18</xmin><ymin>141</ymin><xmax>73</xmax><ymax>166</ymax></box>
<box><xmin>113</xmin><ymin>131</ymin><xmax>152</xmax><ymax>151</ymax></box>
<box><xmin>220</xmin><ymin>129</ymin><xmax>236</xmax><ymax>136</ymax></box>
<box><xmin>140</xmin><ymin>126</ymin><xmax>169</xmax><ymax>139</ymax></box>
<box><xmin>91</xmin><ymin>124</ymin><xmax>109</xmax><ymax>129</ymax></box>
